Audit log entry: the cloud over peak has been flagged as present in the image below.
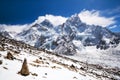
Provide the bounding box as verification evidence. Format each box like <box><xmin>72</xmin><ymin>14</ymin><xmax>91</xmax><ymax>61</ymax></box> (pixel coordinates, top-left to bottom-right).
<box><xmin>0</xmin><ymin>9</ymin><xmax>116</xmax><ymax>33</ymax></box>
<box><xmin>34</xmin><ymin>14</ymin><xmax>67</xmax><ymax>26</ymax></box>
<box><xmin>0</xmin><ymin>24</ymin><xmax>30</xmax><ymax>33</ymax></box>
<box><xmin>34</xmin><ymin>10</ymin><xmax>116</xmax><ymax>27</ymax></box>
<box><xmin>78</xmin><ymin>10</ymin><xmax>116</xmax><ymax>27</ymax></box>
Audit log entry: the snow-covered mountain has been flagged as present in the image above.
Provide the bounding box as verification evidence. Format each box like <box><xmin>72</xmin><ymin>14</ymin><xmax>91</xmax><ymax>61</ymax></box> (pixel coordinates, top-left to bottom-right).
<box><xmin>16</xmin><ymin>19</ymin><xmax>58</xmax><ymax>48</ymax></box>
<box><xmin>0</xmin><ymin>24</ymin><xmax>30</xmax><ymax>38</ymax></box>
<box><xmin>0</xmin><ymin>26</ymin><xmax>12</xmax><ymax>38</ymax></box>
<box><xmin>0</xmin><ymin>13</ymin><xmax>120</xmax><ymax>79</ymax></box>
<box><xmin>0</xmin><ymin>14</ymin><xmax>120</xmax><ymax>55</ymax></box>
<box><xmin>13</xmin><ymin>14</ymin><xmax>120</xmax><ymax>55</ymax></box>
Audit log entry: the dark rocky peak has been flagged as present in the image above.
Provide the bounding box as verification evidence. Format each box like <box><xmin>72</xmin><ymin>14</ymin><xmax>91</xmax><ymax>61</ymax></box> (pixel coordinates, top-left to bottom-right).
<box><xmin>66</xmin><ymin>14</ymin><xmax>82</xmax><ymax>26</ymax></box>
<box><xmin>31</xmin><ymin>23</ymin><xmax>40</xmax><ymax>28</ymax></box>
<box><xmin>40</xmin><ymin>19</ymin><xmax>53</xmax><ymax>28</ymax></box>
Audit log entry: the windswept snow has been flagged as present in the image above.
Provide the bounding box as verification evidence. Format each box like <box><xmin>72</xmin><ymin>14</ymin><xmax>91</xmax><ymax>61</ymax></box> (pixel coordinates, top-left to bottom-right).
<box><xmin>67</xmin><ymin>45</ymin><xmax>120</xmax><ymax>68</ymax></box>
<box><xmin>0</xmin><ymin>50</ymin><xmax>97</xmax><ymax>80</ymax></box>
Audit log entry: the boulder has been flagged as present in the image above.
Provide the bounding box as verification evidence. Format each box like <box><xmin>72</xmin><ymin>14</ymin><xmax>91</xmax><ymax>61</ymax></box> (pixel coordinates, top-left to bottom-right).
<box><xmin>0</xmin><ymin>60</ymin><xmax>2</xmax><ymax>65</ymax></box>
<box><xmin>6</xmin><ymin>52</ymin><xmax>14</xmax><ymax>60</ymax></box>
<box><xmin>0</xmin><ymin>46</ymin><xmax>4</xmax><ymax>51</ymax></box>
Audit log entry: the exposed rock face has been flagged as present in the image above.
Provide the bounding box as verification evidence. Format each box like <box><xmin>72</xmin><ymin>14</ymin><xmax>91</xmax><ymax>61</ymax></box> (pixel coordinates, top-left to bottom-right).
<box><xmin>0</xmin><ymin>47</ymin><xmax>4</xmax><ymax>51</ymax></box>
<box><xmin>6</xmin><ymin>52</ymin><xmax>14</xmax><ymax>60</ymax></box>
<box><xmin>20</xmin><ymin>58</ymin><xmax>30</xmax><ymax>76</ymax></box>
<box><xmin>0</xmin><ymin>60</ymin><xmax>2</xmax><ymax>65</ymax></box>
<box><xmin>0</xmin><ymin>45</ymin><xmax>4</xmax><ymax>51</ymax></box>
<box><xmin>54</xmin><ymin>36</ymin><xmax>76</xmax><ymax>55</ymax></box>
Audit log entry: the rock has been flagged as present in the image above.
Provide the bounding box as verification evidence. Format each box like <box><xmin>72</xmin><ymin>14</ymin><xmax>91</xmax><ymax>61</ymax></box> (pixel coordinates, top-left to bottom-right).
<box><xmin>39</xmin><ymin>57</ymin><xmax>42</xmax><ymax>60</ymax></box>
<box><xmin>0</xmin><ymin>60</ymin><xmax>2</xmax><ymax>65</ymax></box>
<box><xmin>80</xmin><ymin>67</ymin><xmax>85</xmax><ymax>70</ymax></box>
<box><xmin>45</xmin><ymin>73</ymin><xmax>47</xmax><ymax>75</ymax></box>
<box><xmin>19</xmin><ymin>58</ymin><xmax>30</xmax><ymax>76</ymax></box>
<box><xmin>31</xmin><ymin>73</ymin><xmax>38</xmax><ymax>76</ymax></box>
<box><xmin>3</xmin><ymin>66</ymin><xmax>8</xmax><ymax>70</ymax></box>
<box><xmin>0</xmin><ymin>46</ymin><xmax>4</xmax><ymax>51</ymax></box>
<box><xmin>73</xmin><ymin>76</ymin><xmax>78</xmax><ymax>79</ymax></box>
<box><xmin>33</xmin><ymin>59</ymin><xmax>44</xmax><ymax>64</ymax></box>
<box><xmin>70</xmin><ymin>64</ymin><xmax>75</xmax><ymax>69</ymax></box>
<box><xmin>0</xmin><ymin>54</ymin><xmax>1</xmax><ymax>57</ymax></box>
<box><xmin>6</xmin><ymin>52</ymin><xmax>14</xmax><ymax>60</ymax></box>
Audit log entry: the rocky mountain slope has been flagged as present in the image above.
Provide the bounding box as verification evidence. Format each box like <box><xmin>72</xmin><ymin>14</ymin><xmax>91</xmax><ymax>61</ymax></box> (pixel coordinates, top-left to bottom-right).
<box><xmin>0</xmin><ymin>33</ymin><xmax>120</xmax><ymax>80</ymax></box>
<box><xmin>0</xmin><ymin>14</ymin><xmax>120</xmax><ymax>55</ymax></box>
<box><xmin>10</xmin><ymin>14</ymin><xmax>120</xmax><ymax>55</ymax></box>
<box><xmin>0</xmin><ymin>12</ymin><xmax>120</xmax><ymax>80</ymax></box>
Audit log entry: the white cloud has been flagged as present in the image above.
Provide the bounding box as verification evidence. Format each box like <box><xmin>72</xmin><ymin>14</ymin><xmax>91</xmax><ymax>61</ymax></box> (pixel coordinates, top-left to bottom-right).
<box><xmin>34</xmin><ymin>14</ymin><xmax>67</xmax><ymax>26</ymax></box>
<box><xmin>0</xmin><ymin>10</ymin><xmax>117</xmax><ymax>34</ymax></box>
<box><xmin>33</xmin><ymin>10</ymin><xmax>116</xmax><ymax>27</ymax></box>
<box><xmin>105</xmin><ymin>6</ymin><xmax>120</xmax><ymax>15</ymax></box>
<box><xmin>0</xmin><ymin>24</ymin><xmax>30</xmax><ymax>33</ymax></box>
<box><xmin>109</xmin><ymin>25</ymin><xmax>117</xmax><ymax>29</ymax></box>
<box><xmin>78</xmin><ymin>10</ymin><xmax>116</xmax><ymax>27</ymax></box>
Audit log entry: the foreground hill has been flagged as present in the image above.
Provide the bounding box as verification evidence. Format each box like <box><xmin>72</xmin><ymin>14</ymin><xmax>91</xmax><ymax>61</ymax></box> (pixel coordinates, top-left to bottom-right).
<box><xmin>0</xmin><ymin>33</ymin><xmax>120</xmax><ymax>80</ymax></box>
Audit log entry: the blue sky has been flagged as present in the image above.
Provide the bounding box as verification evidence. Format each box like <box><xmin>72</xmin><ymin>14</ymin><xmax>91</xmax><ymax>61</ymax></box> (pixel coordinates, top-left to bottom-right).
<box><xmin>0</xmin><ymin>0</ymin><xmax>120</xmax><ymax>32</ymax></box>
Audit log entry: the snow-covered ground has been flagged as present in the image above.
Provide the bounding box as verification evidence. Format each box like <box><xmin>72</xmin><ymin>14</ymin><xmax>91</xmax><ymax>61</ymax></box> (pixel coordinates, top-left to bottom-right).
<box><xmin>67</xmin><ymin>44</ymin><xmax>120</xmax><ymax>68</ymax></box>
<box><xmin>0</xmin><ymin>50</ymin><xmax>97</xmax><ymax>80</ymax></box>
<box><xmin>0</xmin><ymin>35</ymin><xmax>120</xmax><ymax>80</ymax></box>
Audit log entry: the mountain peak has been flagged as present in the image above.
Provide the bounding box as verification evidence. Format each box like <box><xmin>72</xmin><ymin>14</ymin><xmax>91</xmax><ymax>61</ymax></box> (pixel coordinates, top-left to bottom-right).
<box><xmin>71</xmin><ymin>13</ymin><xmax>79</xmax><ymax>18</ymax></box>
<box><xmin>40</xmin><ymin>19</ymin><xmax>53</xmax><ymax>28</ymax></box>
<box><xmin>68</xmin><ymin>14</ymin><xmax>81</xmax><ymax>21</ymax></box>
<box><xmin>66</xmin><ymin>14</ymin><xmax>82</xmax><ymax>26</ymax></box>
